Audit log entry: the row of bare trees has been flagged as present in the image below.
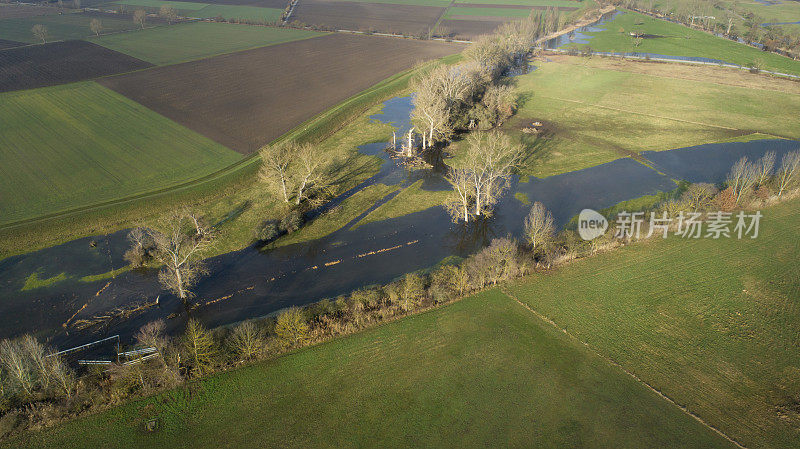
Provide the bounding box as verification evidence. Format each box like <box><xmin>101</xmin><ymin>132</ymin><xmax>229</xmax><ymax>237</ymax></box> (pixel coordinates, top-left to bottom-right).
<box><xmin>0</xmin><ymin>337</ymin><xmax>74</xmax><ymax>404</ymax></box>
<box><xmin>727</xmin><ymin>150</ymin><xmax>800</xmax><ymax>204</ymax></box>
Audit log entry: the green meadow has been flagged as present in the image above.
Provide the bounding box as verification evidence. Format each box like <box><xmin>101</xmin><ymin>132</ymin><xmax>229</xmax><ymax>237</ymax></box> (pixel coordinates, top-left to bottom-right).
<box><xmin>111</xmin><ymin>0</ymin><xmax>283</xmax><ymax>21</ymax></box>
<box><xmin>0</xmin><ymin>13</ymin><xmax>145</xmax><ymax>43</ymax></box>
<box><xmin>0</xmin><ymin>82</ymin><xmax>242</xmax><ymax>226</ymax></box>
<box><xmin>569</xmin><ymin>10</ymin><xmax>800</xmax><ymax>76</ymax></box>
<box><xmin>6</xmin><ymin>289</ymin><xmax>733</xmax><ymax>448</ymax></box>
<box><xmin>507</xmin><ymin>197</ymin><xmax>800</xmax><ymax>448</ymax></box>
<box><xmin>510</xmin><ymin>57</ymin><xmax>800</xmax><ymax>177</ymax></box>
<box><xmin>91</xmin><ymin>21</ymin><xmax>324</xmax><ymax>65</ymax></box>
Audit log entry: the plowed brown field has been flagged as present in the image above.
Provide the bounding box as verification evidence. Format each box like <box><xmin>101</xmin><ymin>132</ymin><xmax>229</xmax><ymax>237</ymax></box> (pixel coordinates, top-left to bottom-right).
<box><xmin>99</xmin><ymin>33</ymin><xmax>463</xmax><ymax>153</ymax></box>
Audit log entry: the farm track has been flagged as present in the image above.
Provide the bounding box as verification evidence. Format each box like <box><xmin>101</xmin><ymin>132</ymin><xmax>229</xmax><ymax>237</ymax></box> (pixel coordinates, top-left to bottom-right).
<box><xmin>98</xmin><ymin>33</ymin><xmax>463</xmax><ymax>153</ymax></box>
<box><xmin>499</xmin><ymin>286</ymin><xmax>747</xmax><ymax>449</ymax></box>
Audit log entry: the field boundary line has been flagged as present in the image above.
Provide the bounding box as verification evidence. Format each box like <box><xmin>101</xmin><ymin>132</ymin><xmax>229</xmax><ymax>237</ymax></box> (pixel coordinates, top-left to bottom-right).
<box><xmin>538</xmin><ymin>94</ymin><xmax>741</xmax><ymax>131</ymax></box>
<box><xmin>497</xmin><ymin>287</ymin><xmax>748</xmax><ymax>449</ymax></box>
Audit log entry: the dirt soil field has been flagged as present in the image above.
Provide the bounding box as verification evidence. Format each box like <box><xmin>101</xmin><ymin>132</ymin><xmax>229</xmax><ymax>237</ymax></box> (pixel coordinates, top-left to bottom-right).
<box><xmin>292</xmin><ymin>0</ymin><xmax>444</xmax><ymax>35</ymax></box>
<box><xmin>0</xmin><ymin>39</ymin><xmax>24</xmax><ymax>50</ymax></box>
<box><xmin>99</xmin><ymin>33</ymin><xmax>463</xmax><ymax>153</ymax></box>
<box><xmin>202</xmin><ymin>0</ymin><xmax>289</xmax><ymax>7</ymax></box>
<box><xmin>440</xmin><ymin>18</ymin><xmax>507</xmax><ymax>39</ymax></box>
<box><xmin>0</xmin><ymin>4</ymin><xmax>60</xmax><ymax>19</ymax></box>
<box><xmin>0</xmin><ymin>40</ymin><xmax>153</xmax><ymax>93</ymax></box>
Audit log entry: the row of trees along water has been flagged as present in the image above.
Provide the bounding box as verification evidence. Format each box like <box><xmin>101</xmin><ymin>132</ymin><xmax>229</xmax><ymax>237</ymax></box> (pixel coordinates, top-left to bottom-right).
<box><xmin>1</xmin><ymin>150</ymin><xmax>799</xmax><ymax>438</ymax></box>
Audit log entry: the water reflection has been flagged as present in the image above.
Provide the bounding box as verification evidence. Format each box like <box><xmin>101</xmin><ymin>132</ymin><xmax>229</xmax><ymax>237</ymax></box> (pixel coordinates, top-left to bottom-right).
<box><xmin>0</xmin><ymin>93</ymin><xmax>796</xmax><ymax>348</ymax></box>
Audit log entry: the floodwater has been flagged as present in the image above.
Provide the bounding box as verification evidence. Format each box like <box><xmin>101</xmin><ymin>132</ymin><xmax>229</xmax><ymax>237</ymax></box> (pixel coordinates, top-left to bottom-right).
<box><xmin>1</xmin><ymin>93</ymin><xmax>797</xmax><ymax>350</ymax></box>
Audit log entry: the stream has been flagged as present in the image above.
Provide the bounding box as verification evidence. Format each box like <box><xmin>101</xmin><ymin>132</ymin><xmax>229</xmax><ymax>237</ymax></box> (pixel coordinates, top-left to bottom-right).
<box><xmin>1</xmin><ymin>83</ymin><xmax>798</xmax><ymax>351</ymax></box>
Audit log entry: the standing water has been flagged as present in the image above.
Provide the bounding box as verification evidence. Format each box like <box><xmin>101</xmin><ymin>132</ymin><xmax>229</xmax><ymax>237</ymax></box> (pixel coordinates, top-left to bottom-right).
<box><xmin>1</xmin><ymin>94</ymin><xmax>797</xmax><ymax>348</ymax></box>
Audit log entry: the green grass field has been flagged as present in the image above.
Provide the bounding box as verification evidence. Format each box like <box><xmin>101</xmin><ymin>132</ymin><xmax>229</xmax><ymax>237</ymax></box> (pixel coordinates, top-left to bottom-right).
<box><xmin>444</xmin><ymin>6</ymin><xmax>532</xmax><ymax>19</ymax></box>
<box><xmin>5</xmin><ymin>289</ymin><xmax>733</xmax><ymax>448</ymax></box>
<box><xmin>511</xmin><ymin>56</ymin><xmax>800</xmax><ymax>177</ymax></box>
<box><xmin>0</xmin><ymin>82</ymin><xmax>242</xmax><ymax>226</ymax></box>
<box><xmin>111</xmin><ymin>0</ymin><xmax>283</xmax><ymax>21</ymax></box>
<box><xmin>91</xmin><ymin>22</ymin><xmax>324</xmax><ymax>65</ymax></box>
<box><xmin>0</xmin><ymin>12</ymin><xmax>147</xmax><ymax>43</ymax></box>
<box><xmin>113</xmin><ymin>0</ymin><xmax>208</xmax><ymax>9</ymax></box>
<box><xmin>569</xmin><ymin>10</ymin><xmax>800</xmax><ymax>76</ymax></box>
<box><xmin>506</xmin><ymin>197</ymin><xmax>800</xmax><ymax>448</ymax></box>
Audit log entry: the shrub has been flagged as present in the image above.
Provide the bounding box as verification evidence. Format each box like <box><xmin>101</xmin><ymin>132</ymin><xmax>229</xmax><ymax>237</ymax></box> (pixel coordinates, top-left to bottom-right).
<box><xmin>226</xmin><ymin>321</ymin><xmax>265</xmax><ymax>363</ymax></box>
<box><xmin>256</xmin><ymin>220</ymin><xmax>281</xmax><ymax>242</ymax></box>
<box><xmin>280</xmin><ymin>209</ymin><xmax>305</xmax><ymax>234</ymax></box>
<box><xmin>713</xmin><ymin>187</ymin><xmax>738</xmax><ymax>212</ymax></box>
<box><xmin>275</xmin><ymin>307</ymin><xmax>310</xmax><ymax>347</ymax></box>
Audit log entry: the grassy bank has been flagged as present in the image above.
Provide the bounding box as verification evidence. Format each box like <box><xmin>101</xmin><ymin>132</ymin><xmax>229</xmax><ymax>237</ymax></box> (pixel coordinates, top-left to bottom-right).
<box><xmin>5</xmin><ymin>289</ymin><xmax>732</xmax><ymax>448</ymax></box>
<box><xmin>507</xmin><ymin>196</ymin><xmax>800</xmax><ymax>448</ymax></box>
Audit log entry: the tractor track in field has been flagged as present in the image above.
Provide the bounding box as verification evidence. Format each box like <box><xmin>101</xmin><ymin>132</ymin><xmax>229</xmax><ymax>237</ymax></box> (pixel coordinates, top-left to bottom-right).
<box><xmin>498</xmin><ymin>286</ymin><xmax>748</xmax><ymax>449</ymax></box>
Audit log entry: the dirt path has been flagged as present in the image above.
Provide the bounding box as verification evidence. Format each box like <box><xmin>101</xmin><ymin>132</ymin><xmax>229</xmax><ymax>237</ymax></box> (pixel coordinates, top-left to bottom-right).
<box><xmin>497</xmin><ymin>286</ymin><xmax>748</xmax><ymax>449</ymax></box>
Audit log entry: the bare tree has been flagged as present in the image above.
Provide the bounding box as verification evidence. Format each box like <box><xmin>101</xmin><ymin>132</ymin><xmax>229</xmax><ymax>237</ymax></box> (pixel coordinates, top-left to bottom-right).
<box><xmin>20</xmin><ymin>336</ymin><xmax>49</xmax><ymax>390</ymax></box>
<box><xmin>259</xmin><ymin>143</ymin><xmax>293</xmax><ymax>203</ymax></box>
<box><xmin>465</xmin><ymin>131</ymin><xmax>522</xmax><ymax>217</ymax></box>
<box><xmin>227</xmin><ymin>321</ymin><xmax>264</xmax><ymax>362</ymax></box>
<box><xmin>259</xmin><ymin>142</ymin><xmax>332</xmax><ymax>205</ymax></box>
<box><xmin>444</xmin><ymin>168</ymin><xmax>474</xmax><ymax>223</ymax></box>
<box><xmin>480</xmin><ymin>84</ymin><xmax>517</xmax><ymax>127</ymax></box>
<box><xmin>681</xmin><ymin>183</ymin><xmax>717</xmax><ymax>211</ymax></box>
<box><xmin>159</xmin><ymin>5</ymin><xmax>177</xmax><ymax>24</ymax></box>
<box><xmin>294</xmin><ymin>143</ymin><xmax>329</xmax><ymax>205</ymax></box>
<box><xmin>399</xmin><ymin>272</ymin><xmax>425</xmax><ymax>312</ymax></box>
<box><xmin>756</xmin><ymin>151</ymin><xmax>776</xmax><ymax>186</ymax></box>
<box><xmin>182</xmin><ymin>319</ymin><xmax>215</xmax><ymax>377</ymax></box>
<box><xmin>133</xmin><ymin>9</ymin><xmax>146</xmax><ymax>29</ymax></box>
<box><xmin>138</xmin><ymin>208</ymin><xmax>214</xmax><ymax>301</ymax></box>
<box><xmin>135</xmin><ymin>319</ymin><xmax>170</xmax><ymax>369</ymax></box>
<box><xmin>31</xmin><ymin>24</ymin><xmax>48</xmax><ymax>43</ymax></box>
<box><xmin>727</xmin><ymin>156</ymin><xmax>758</xmax><ymax>203</ymax></box>
<box><xmin>777</xmin><ymin>150</ymin><xmax>800</xmax><ymax>196</ymax></box>
<box><xmin>48</xmin><ymin>356</ymin><xmax>75</xmax><ymax>399</ymax></box>
<box><xmin>524</xmin><ymin>201</ymin><xmax>554</xmax><ymax>251</ymax></box>
<box><xmin>90</xmin><ymin>18</ymin><xmax>102</xmax><ymax>36</ymax></box>
<box><xmin>410</xmin><ymin>62</ymin><xmax>481</xmax><ymax>148</ymax></box>
<box><xmin>0</xmin><ymin>338</ymin><xmax>33</xmax><ymax>396</ymax></box>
